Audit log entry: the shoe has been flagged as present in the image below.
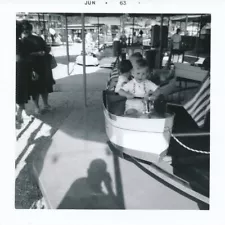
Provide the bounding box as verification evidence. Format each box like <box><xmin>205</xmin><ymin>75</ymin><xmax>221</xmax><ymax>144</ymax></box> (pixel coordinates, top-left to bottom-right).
<box><xmin>34</xmin><ymin>108</ymin><xmax>41</xmax><ymax>116</ymax></box>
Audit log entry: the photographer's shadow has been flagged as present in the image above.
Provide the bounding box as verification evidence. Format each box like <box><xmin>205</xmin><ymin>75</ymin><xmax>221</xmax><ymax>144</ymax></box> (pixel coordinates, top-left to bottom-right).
<box><xmin>58</xmin><ymin>159</ymin><xmax>121</xmax><ymax>209</ymax></box>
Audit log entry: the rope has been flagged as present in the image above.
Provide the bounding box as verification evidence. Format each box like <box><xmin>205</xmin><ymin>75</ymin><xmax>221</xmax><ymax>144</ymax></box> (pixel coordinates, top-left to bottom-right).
<box><xmin>69</xmin><ymin>60</ymin><xmax>77</xmax><ymax>75</ymax></box>
<box><xmin>170</xmin><ymin>132</ymin><xmax>210</xmax><ymax>155</ymax></box>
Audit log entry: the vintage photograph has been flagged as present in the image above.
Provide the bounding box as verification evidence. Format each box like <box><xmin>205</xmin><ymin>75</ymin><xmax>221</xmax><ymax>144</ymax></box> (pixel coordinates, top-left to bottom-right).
<box><xmin>15</xmin><ymin>12</ymin><xmax>210</xmax><ymax>209</ymax></box>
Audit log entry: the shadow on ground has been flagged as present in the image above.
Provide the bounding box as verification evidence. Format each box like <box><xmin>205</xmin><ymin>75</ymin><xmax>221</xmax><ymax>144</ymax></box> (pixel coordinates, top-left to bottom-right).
<box><xmin>58</xmin><ymin>158</ymin><xmax>125</xmax><ymax>209</ymax></box>
<box><xmin>15</xmin><ymin>123</ymin><xmax>55</xmax><ymax>209</ymax></box>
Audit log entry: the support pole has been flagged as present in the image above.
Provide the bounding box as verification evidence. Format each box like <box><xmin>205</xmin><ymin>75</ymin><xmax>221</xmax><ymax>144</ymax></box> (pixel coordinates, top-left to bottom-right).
<box><xmin>82</xmin><ymin>13</ymin><xmax>87</xmax><ymax>107</ymax></box>
<box><xmin>65</xmin><ymin>14</ymin><xmax>70</xmax><ymax>76</ymax></box>
<box><xmin>185</xmin><ymin>14</ymin><xmax>188</xmax><ymax>35</ymax></box>
<box><xmin>196</xmin><ymin>15</ymin><xmax>203</xmax><ymax>58</ymax></box>
<box><xmin>159</xmin><ymin>14</ymin><xmax>163</xmax><ymax>68</ymax></box>
<box><xmin>97</xmin><ymin>16</ymin><xmax>100</xmax><ymax>50</ymax></box>
<box><xmin>132</xmin><ymin>16</ymin><xmax>135</xmax><ymax>45</ymax></box>
<box><xmin>38</xmin><ymin>13</ymin><xmax>41</xmax><ymax>29</ymax></box>
<box><xmin>42</xmin><ymin>13</ymin><xmax>47</xmax><ymax>41</ymax></box>
<box><xmin>167</xmin><ymin>16</ymin><xmax>170</xmax><ymax>33</ymax></box>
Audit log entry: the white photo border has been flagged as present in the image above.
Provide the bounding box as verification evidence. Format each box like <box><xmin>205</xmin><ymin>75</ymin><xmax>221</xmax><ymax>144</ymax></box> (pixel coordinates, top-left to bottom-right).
<box><xmin>0</xmin><ymin>0</ymin><xmax>225</xmax><ymax>225</ymax></box>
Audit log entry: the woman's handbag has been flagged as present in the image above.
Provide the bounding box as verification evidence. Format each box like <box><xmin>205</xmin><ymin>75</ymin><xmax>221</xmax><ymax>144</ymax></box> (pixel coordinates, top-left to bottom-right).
<box><xmin>50</xmin><ymin>54</ymin><xmax>57</xmax><ymax>69</ymax></box>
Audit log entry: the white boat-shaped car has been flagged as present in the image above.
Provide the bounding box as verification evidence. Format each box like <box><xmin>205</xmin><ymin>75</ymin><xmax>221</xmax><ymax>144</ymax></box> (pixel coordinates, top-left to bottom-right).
<box><xmin>102</xmin><ymin>91</ymin><xmax>175</xmax><ymax>161</ymax></box>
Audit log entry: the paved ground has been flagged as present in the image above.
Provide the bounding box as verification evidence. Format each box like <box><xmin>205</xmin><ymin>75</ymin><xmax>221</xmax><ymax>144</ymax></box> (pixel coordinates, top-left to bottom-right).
<box><xmin>15</xmin><ymin>44</ymin><xmax>115</xmax><ymax>209</ymax></box>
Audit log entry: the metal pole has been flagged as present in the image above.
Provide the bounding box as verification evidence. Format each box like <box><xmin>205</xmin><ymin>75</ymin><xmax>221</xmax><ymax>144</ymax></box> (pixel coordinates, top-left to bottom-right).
<box><xmin>82</xmin><ymin>13</ymin><xmax>87</xmax><ymax>107</ymax></box>
<box><xmin>132</xmin><ymin>16</ymin><xmax>135</xmax><ymax>45</ymax></box>
<box><xmin>196</xmin><ymin>15</ymin><xmax>203</xmax><ymax>58</ymax></box>
<box><xmin>37</xmin><ymin>13</ymin><xmax>41</xmax><ymax>35</ymax></box>
<box><xmin>43</xmin><ymin>13</ymin><xmax>47</xmax><ymax>41</ymax></box>
<box><xmin>173</xmin><ymin>132</ymin><xmax>209</xmax><ymax>137</ymax></box>
<box><xmin>185</xmin><ymin>14</ymin><xmax>188</xmax><ymax>35</ymax></box>
<box><xmin>159</xmin><ymin>14</ymin><xmax>163</xmax><ymax>68</ymax></box>
<box><xmin>65</xmin><ymin>14</ymin><xmax>70</xmax><ymax>76</ymax></box>
<box><xmin>97</xmin><ymin>16</ymin><xmax>100</xmax><ymax>50</ymax></box>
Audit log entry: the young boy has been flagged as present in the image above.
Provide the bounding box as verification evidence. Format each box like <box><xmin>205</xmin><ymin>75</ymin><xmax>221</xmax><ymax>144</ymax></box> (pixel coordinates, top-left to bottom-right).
<box><xmin>119</xmin><ymin>59</ymin><xmax>161</xmax><ymax>117</ymax></box>
<box><xmin>115</xmin><ymin>60</ymin><xmax>133</xmax><ymax>93</ymax></box>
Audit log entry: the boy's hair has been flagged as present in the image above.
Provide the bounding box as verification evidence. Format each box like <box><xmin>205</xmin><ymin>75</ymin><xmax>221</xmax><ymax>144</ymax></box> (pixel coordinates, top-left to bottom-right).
<box><xmin>135</xmin><ymin>58</ymin><xmax>149</xmax><ymax>69</ymax></box>
<box><xmin>129</xmin><ymin>52</ymin><xmax>143</xmax><ymax>60</ymax></box>
<box><xmin>119</xmin><ymin>60</ymin><xmax>133</xmax><ymax>73</ymax></box>
<box><xmin>176</xmin><ymin>28</ymin><xmax>181</xmax><ymax>34</ymax></box>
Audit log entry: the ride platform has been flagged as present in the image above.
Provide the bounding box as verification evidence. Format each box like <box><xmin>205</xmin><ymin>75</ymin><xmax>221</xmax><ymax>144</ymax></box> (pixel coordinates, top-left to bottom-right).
<box><xmin>32</xmin><ymin>98</ymin><xmax>208</xmax><ymax>209</ymax></box>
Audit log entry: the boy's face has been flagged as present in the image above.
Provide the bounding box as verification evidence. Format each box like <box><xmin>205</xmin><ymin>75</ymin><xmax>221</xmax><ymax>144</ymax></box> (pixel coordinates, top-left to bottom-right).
<box><xmin>132</xmin><ymin>67</ymin><xmax>148</xmax><ymax>83</ymax></box>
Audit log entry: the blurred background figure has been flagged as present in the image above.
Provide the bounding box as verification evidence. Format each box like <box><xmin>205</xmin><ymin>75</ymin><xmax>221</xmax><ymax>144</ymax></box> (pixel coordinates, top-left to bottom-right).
<box><xmin>21</xmin><ymin>20</ymin><xmax>55</xmax><ymax>115</ymax></box>
<box><xmin>16</xmin><ymin>21</ymin><xmax>32</xmax><ymax>126</ymax></box>
<box><xmin>171</xmin><ymin>28</ymin><xmax>182</xmax><ymax>50</ymax></box>
<box><xmin>167</xmin><ymin>28</ymin><xmax>182</xmax><ymax>65</ymax></box>
<box><xmin>49</xmin><ymin>27</ymin><xmax>56</xmax><ymax>43</ymax></box>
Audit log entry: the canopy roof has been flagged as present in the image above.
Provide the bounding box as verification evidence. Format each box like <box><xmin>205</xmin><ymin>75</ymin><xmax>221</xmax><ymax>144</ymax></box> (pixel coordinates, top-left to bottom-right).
<box><xmin>46</xmin><ymin>13</ymin><xmax>203</xmax><ymax>18</ymax></box>
<box><xmin>171</xmin><ymin>14</ymin><xmax>211</xmax><ymax>23</ymax></box>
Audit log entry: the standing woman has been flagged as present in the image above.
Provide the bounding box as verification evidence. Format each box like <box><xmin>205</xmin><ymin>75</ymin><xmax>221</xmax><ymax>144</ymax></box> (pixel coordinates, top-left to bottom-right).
<box><xmin>16</xmin><ymin>21</ymin><xmax>32</xmax><ymax>125</ymax></box>
<box><xmin>21</xmin><ymin>20</ymin><xmax>55</xmax><ymax>115</ymax></box>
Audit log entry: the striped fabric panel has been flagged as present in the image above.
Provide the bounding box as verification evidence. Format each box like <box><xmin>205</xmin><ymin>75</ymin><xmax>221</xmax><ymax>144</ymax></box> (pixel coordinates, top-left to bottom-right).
<box><xmin>110</xmin><ymin>67</ymin><xmax>120</xmax><ymax>77</ymax></box>
<box><xmin>107</xmin><ymin>58</ymin><xmax>120</xmax><ymax>90</ymax></box>
<box><xmin>184</xmin><ymin>74</ymin><xmax>210</xmax><ymax>128</ymax></box>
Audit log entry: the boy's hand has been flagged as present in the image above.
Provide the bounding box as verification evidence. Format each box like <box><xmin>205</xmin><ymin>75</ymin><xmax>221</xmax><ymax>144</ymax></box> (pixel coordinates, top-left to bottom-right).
<box><xmin>144</xmin><ymin>90</ymin><xmax>153</xmax><ymax>100</ymax></box>
<box><xmin>126</xmin><ymin>93</ymin><xmax>134</xmax><ymax>99</ymax></box>
<box><xmin>148</xmin><ymin>90</ymin><xmax>154</xmax><ymax>96</ymax></box>
<box><xmin>148</xmin><ymin>95</ymin><xmax>157</xmax><ymax>101</ymax></box>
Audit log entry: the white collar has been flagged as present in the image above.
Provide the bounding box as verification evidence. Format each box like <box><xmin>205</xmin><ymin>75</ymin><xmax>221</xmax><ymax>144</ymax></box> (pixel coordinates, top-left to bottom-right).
<box><xmin>133</xmin><ymin>79</ymin><xmax>146</xmax><ymax>85</ymax></box>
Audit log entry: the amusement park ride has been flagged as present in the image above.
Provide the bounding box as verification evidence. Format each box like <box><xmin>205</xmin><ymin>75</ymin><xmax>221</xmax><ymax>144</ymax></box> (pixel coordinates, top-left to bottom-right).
<box><xmin>101</xmin><ymin>14</ymin><xmax>210</xmax><ymax>207</ymax></box>
<box><xmin>30</xmin><ymin>13</ymin><xmax>210</xmax><ymax>209</ymax></box>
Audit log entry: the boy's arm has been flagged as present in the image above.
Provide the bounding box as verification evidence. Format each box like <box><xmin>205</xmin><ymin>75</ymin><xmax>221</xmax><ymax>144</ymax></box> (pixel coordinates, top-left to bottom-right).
<box><xmin>115</xmin><ymin>76</ymin><xmax>126</xmax><ymax>93</ymax></box>
<box><xmin>118</xmin><ymin>82</ymin><xmax>134</xmax><ymax>99</ymax></box>
<box><xmin>118</xmin><ymin>89</ymin><xmax>134</xmax><ymax>99</ymax></box>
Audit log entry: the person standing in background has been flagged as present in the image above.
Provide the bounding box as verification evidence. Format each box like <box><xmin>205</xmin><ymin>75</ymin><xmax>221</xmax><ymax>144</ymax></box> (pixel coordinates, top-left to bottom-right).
<box><xmin>120</xmin><ymin>30</ymin><xmax>127</xmax><ymax>60</ymax></box>
<box><xmin>167</xmin><ymin>28</ymin><xmax>182</xmax><ymax>66</ymax></box>
<box><xmin>16</xmin><ymin>21</ymin><xmax>32</xmax><ymax>126</ymax></box>
<box><xmin>171</xmin><ymin>28</ymin><xmax>182</xmax><ymax>50</ymax></box>
<box><xmin>21</xmin><ymin>20</ymin><xmax>55</xmax><ymax>115</ymax></box>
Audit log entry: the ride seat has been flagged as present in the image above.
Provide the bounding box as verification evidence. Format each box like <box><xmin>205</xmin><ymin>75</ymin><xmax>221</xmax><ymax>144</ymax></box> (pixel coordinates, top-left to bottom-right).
<box><xmin>103</xmin><ymin>90</ymin><xmax>126</xmax><ymax>116</ymax></box>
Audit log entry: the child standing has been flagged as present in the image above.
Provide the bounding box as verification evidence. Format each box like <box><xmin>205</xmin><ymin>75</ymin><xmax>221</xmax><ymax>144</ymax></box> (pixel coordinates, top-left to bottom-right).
<box><xmin>119</xmin><ymin>59</ymin><xmax>161</xmax><ymax>116</ymax></box>
<box><xmin>115</xmin><ymin>60</ymin><xmax>133</xmax><ymax>93</ymax></box>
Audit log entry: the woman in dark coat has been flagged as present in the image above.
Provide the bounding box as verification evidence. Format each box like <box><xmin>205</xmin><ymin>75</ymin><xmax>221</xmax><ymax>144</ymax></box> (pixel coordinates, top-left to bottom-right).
<box><xmin>16</xmin><ymin>21</ymin><xmax>32</xmax><ymax>124</ymax></box>
<box><xmin>21</xmin><ymin>21</ymin><xmax>55</xmax><ymax>115</ymax></box>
